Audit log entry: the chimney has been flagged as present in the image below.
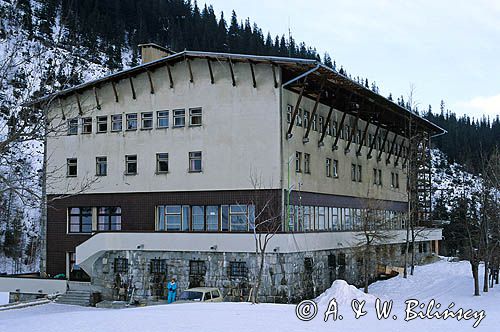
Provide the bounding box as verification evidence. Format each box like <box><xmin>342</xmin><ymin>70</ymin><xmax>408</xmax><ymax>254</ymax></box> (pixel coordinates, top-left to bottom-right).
<box><xmin>138</xmin><ymin>43</ymin><xmax>176</xmax><ymax>64</ymax></box>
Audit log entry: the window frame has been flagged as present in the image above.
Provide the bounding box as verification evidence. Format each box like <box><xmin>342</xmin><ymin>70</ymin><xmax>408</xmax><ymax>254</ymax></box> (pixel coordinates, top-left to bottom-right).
<box><xmin>81</xmin><ymin>117</ymin><xmax>92</xmax><ymax>134</ymax></box>
<box><xmin>126</xmin><ymin>113</ymin><xmax>138</xmax><ymax>131</ymax></box>
<box><xmin>97</xmin><ymin>207</ymin><xmax>122</xmax><ymax>231</ymax></box>
<box><xmin>188</xmin><ymin>151</ymin><xmax>202</xmax><ymax>173</ymax></box>
<box><xmin>189</xmin><ymin>108</ymin><xmax>202</xmax><ymax>127</ymax></box>
<box><xmin>157</xmin><ymin>110</ymin><xmax>169</xmax><ymax>129</ymax></box>
<box><xmin>67</xmin><ymin>118</ymin><xmax>78</xmax><ymax>135</ymax></box>
<box><xmin>173</xmin><ymin>109</ymin><xmax>186</xmax><ymax>128</ymax></box>
<box><xmin>111</xmin><ymin>114</ymin><xmax>123</xmax><ymax>132</ymax></box>
<box><xmin>96</xmin><ymin>115</ymin><xmax>108</xmax><ymax>133</ymax></box>
<box><xmin>68</xmin><ymin>207</ymin><xmax>92</xmax><ymax>234</ymax></box>
<box><xmin>304</xmin><ymin>153</ymin><xmax>311</xmax><ymax>174</ymax></box>
<box><xmin>96</xmin><ymin>156</ymin><xmax>107</xmax><ymax>176</ymax></box>
<box><xmin>67</xmin><ymin>158</ymin><xmax>77</xmax><ymax>177</ymax></box>
<box><xmin>125</xmin><ymin>154</ymin><xmax>137</xmax><ymax>175</ymax></box>
<box><xmin>156</xmin><ymin>153</ymin><xmax>169</xmax><ymax>174</ymax></box>
<box><xmin>295</xmin><ymin>152</ymin><xmax>302</xmax><ymax>173</ymax></box>
<box><xmin>141</xmin><ymin>112</ymin><xmax>153</xmax><ymax>130</ymax></box>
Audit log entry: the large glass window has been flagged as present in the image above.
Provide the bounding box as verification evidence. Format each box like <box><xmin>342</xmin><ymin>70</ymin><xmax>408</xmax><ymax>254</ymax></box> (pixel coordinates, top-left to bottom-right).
<box><xmin>221</xmin><ymin>205</ymin><xmax>229</xmax><ymax>231</ymax></box>
<box><xmin>97</xmin><ymin>207</ymin><xmax>121</xmax><ymax>231</ymax></box>
<box><xmin>318</xmin><ymin>207</ymin><xmax>325</xmax><ymax>230</ymax></box>
<box><xmin>230</xmin><ymin>205</ymin><xmax>248</xmax><ymax>231</ymax></box>
<box><xmin>68</xmin><ymin>207</ymin><xmax>92</xmax><ymax>233</ymax></box>
<box><xmin>303</xmin><ymin>206</ymin><xmax>311</xmax><ymax>231</ymax></box>
<box><xmin>206</xmin><ymin>206</ymin><xmax>219</xmax><ymax>231</ymax></box>
<box><xmin>192</xmin><ymin>206</ymin><xmax>205</xmax><ymax>231</ymax></box>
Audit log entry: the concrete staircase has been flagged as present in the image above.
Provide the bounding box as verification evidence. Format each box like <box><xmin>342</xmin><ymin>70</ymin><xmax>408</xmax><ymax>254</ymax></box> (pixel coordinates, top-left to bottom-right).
<box><xmin>55</xmin><ymin>281</ymin><xmax>92</xmax><ymax>306</ymax></box>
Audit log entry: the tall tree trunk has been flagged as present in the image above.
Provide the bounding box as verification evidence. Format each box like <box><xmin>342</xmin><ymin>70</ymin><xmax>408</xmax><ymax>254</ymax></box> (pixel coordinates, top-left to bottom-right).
<box><xmin>363</xmin><ymin>253</ymin><xmax>369</xmax><ymax>294</ymax></box>
<box><xmin>483</xmin><ymin>260</ymin><xmax>489</xmax><ymax>293</ymax></box>
<box><xmin>471</xmin><ymin>262</ymin><xmax>480</xmax><ymax>296</ymax></box>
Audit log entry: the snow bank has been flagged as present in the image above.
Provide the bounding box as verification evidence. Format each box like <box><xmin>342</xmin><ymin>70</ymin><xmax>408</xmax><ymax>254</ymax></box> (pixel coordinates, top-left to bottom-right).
<box><xmin>315</xmin><ymin>280</ymin><xmax>376</xmax><ymax>307</ymax></box>
<box><xmin>0</xmin><ymin>293</ymin><xmax>9</xmax><ymax>305</ymax></box>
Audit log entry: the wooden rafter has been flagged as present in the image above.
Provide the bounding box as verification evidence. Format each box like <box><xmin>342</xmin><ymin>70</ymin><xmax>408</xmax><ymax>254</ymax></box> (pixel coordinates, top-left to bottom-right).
<box><xmin>345</xmin><ymin>111</ymin><xmax>360</xmax><ymax>154</ymax></box>
<box><xmin>286</xmin><ymin>77</ymin><xmax>307</xmax><ymax>139</ymax></box>
<box><xmin>249</xmin><ymin>61</ymin><xmax>256</xmax><ymax>88</ymax></box>
<box><xmin>228</xmin><ymin>59</ymin><xmax>236</xmax><ymax>87</ymax></box>
<box><xmin>187</xmin><ymin>58</ymin><xmax>194</xmax><ymax>83</ymax></box>
<box><xmin>303</xmin><ymin>79</ymin><xmax>326</xmax><ymax>143</ymax></box>
<box><xmin>357</xmin><ymin>120</ymin><xmax>370</xmax><ymax>156</ymax></box>
<box><xmin>129</xmin><ymin>76</ymin><xmax>136</xmax><ymax>99</ymax></box>
<box><xmin>386</xmin><ymin>134</ymin><xmax>398</xmax><ymax>164</ymax></box>
<box><xmin>332</xmin><ymin>110</ymin><xmax>347</xmax><ymax>150</ymax></box>
<box><xmin>111</xmin><ymin>81</ymin><xmax>119</xmax><ymax>102</ymax></box>
<box><xmin>272</xmin><ymin>64</ymin><xmax>278</xmax><ymax>88</ymax></box>
<box><xmin>75</xmin><ymin>93</ymin><xmax>82</xmax><ymax>115</ymax></box>
<box><xmin>318</xmin><ymin>102</ymin><xmax>335</xmax><ymax>147</ymax></box>
<box><xmin>146</xmin><ymin>70</ymin><xmax>155</xmax><ymax>94</ymax></box>
<box><xmin>93</xmin><ymin>87</ymin><xmax>101</xmax><ymax>110</ymax></box>
<box><xmin>207</xmin><ymin>58</ymin><xmax>214</xmax><ymax>84</ymax></box>
<box><xmin>377</xmin><ymin>129</ymin><xmax>390</xmax><ymax>161</ymax></box>
<box><xmin>367</xmin><ymin>123</ymin><xmax>380</xmax><ymax>159</ymax></box>
<box><xmin>166</xmin><ymin>63</ymin><xmax>174</xmax><ymax>88</ymax></box>
<box><xmin>394</xmin><ymin>138</ymin><xmax>405</xmax><ymax>166</ymax></box>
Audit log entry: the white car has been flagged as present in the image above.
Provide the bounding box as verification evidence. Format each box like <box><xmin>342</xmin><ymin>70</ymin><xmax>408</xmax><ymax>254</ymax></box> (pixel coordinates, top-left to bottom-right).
<box><xmin>176</xmin><ymin>287</ymin><xmax>223</xmax><ymax>303</ymax></box>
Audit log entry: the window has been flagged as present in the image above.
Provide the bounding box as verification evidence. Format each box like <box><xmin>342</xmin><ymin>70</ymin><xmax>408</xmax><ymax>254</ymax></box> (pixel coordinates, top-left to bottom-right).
<box><xmin>125</xmin><ymin>155</ymin><xmax>137</xmax><ymax>175</ymax></box>
<box><xmin>68</xmin><ymin>118</ymin><xmax>78</xmax><ymax>135</ymax></box>
<box><xmin>67</xmin><ymin>158</ymin><xmax>77</xmax><ymax>177</ymax></box>
<box><xmin>157</xmin><ymin>205</ymin><xmax>190</xmax><ymax>231</ymax></box>
<box><xmin>319</xmin><ymin>116</ymin><xmax>324</xmax><ymax>132</ymax></box>
<box><xmin>173</xmin><ymin>109</ymin><xmax>185</xmax><ymax>127</ymax></box>
<box><xmin>126</xmin><ymin>113</ymin><xmax>137</xmax><ymax>130</ymax></box>
<box><xmin>230</xmin><ymin>205</ymin><xmax>249</xmax><ymax>231</ymax></box>
<box><xmin>333</xmin><ymin>159</ymin><xmax>338</xmax><ymax>178</ymax></box>
<box><xmin>296</xmin><ymin>108</ymin><xmax>303</xmax><ymax>127</ymax></box>
<box><xmin>304</xmin><ymin>153</ymin><xmax>311</xmax><ymax>174</ymax></box>
<box><xmin>286</xmin><ymin>105</ymin><xmax>293</xmax><ymax>123</ymax></box>
<box><xmin>303</xmin><ymin>111</ymin><xmax>309</xmax><ymax>129</ymax></box>
<box><xmin>111</xmin><ymin>114</ymin><xmax>122</xmax><ymax>132</ymax></box>
<box><xmin>189</xmin><ymin>108</ymin><xmax>202</xmax><ymax>126</ymax></box>
<box><xmin>351</xmin><ymin>164</ymin><xmax>357</xmax><ymax>182</ymax></box>
<box><xmin>327</xmin><ymin>121</ymin><xmax>332</xmax><ymax>136</ymax></box>
<box><xmin>68</xmin><ymin>207</ymin><xmax>92</xmax><ymax>233</ymax></box>
<box><xmin>157</xmin><ymin>110</ymin><xmax>169</xmax><ymax>128</ymax></box>
<box><xmin>96</xmin><ymin>156</ymin><xmax>107</xmax><ymax>176</ymax></box>
<box><xmin>114</xmin><ymin>257</ymin><xmax>128</xmax><ymax>273</ymax></box>
<box><xmin>357</xmin><ymin>165</ymin><xmax>362</xmax><ymax>182</ymax></box>
<box><xmin>150</xmin><ymin>259</ymin><xmax>167</xmax><ymax>274</ymax></box>
<box><xmin>97</xmin><ymin>116</ymin><xmax>108</xmax><ymax>133</ymax></box>
<box><xmin>332</xmin><ymin>121</ymin><xmax>338</xmax><ymax>137</ymax></box>
<box><xmin>206</xmin><ymin>206</ymin><xmax>219</xmax><ymax>231</ymax></box>
<box><xmin>192</xmin><ymin>206</ymin><xmax>205</xmax><ymax>231</ymax></box>
<box><xmin>97</xmin><ymin>207</ymin><xmax>121</xmax><ymax>231</ymax></box>
<box><xmin>156</xmin><ymin>153</ymin><xmax>169</xmax><ymax>173</ymax></box>
<box><xmin>141</xmin><ymin>112</ymin><xmax>153</xmax><ymax>129</ymax></box>
<box><xmin>326</xmin><ymin>158</ymin><xmax>332</xmax><ymax>177</ymax></box>
<box><xmin>312</xmin><ymin>114</ymin><xmax>317</xmax><ymax>131</ymax></box>
<box><xmin>391</xmin><ymin>172</ymin><xmax>399</xmax><ymax>188</ymax></box>
<box><xmin>82</xmin><ymin>117</ymin><xmax>92</xmax><ymax>134</ymax></box>
<box><xmin>295</xmin><ymin>152</ymin><xmax>302</xmax><ymax>173</ymax></box>
<box><xmin>189</xmin><ymin>151</ymin><xmax>202</xmax><ymax>172</ymax></box>
<box><xmin>378</xmin><ymin>169</ymin><xmax>383</xmax><ymax>186</ymax></box>
<box><xmin>352</xmin><ymin>164</ymin><xmax>362</xmax><ymax>182</ymax></box>
<box><xmin>229</xmin><ymin>261</ymin><xmax>248</xmax><ymax>279</ymax></box>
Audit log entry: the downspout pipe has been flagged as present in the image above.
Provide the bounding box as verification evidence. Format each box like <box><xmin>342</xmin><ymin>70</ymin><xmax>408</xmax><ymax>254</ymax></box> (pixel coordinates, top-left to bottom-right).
<box><xmin>282</xmin><ymin>63</ymin><xmax>321</xmax><ymax>88</ymax></box>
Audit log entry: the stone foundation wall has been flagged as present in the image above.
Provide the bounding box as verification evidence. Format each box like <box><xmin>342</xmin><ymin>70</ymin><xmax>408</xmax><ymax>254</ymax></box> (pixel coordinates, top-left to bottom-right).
<box><xmin>90</xmin><ymin>241</ymin><xmax>434</xmax><ymax>303</ymax></box>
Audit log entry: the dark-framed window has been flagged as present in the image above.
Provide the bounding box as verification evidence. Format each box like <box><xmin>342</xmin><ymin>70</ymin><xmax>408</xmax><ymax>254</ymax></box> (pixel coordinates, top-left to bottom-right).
<box><xmin>125</xmin><ymin>155</ymin><xmax>137</xmax><ymax>175</ymax></box>
<box><xmin>96</xmin><ymin>156</ymin><xmax>107</xmax><ymax>176</ymax></box>
<box><xmin>82</xmin><ymin>117</ymin><xmax>92</xmax><ymax>134</ymax></box>
<box><xmin>97</xmin><ymin>115</ymin><xmax>108</xmax><ymax>133</ymax></box>
<box><xmin>150</xmin><ymin>258</ymin><xmax>167</xmax><ymax>274</ymax></box>
<box><xmin>156</xmin><ymin>153</ymin><xmax>169</xmax><ymax>173</ymax></box>
<box><xmin>229</xmin><ymin>261</ymin><xmax>248</xmax><ymax>279</ymax></box>
<box><xmin>157</xmin><ymin>205</ymin><xmax>190</xmax><ymax>231</ymax></box>
<box><xmin>67</xmin><ymin>158</ymin><xmax>77</xmax><ymax>177</ymax></box>
<box><xmin>157</xmin><ymin>110</ymin><xmax>169</xmax><ymax>128</ymax></box>
<box><xmin>191</xmin><ymin>206</ymin><xmax>205</xmax><ymax>231</ymax></box>
<box><xmin>97</xmin><ymin>207</ymin><xmax>121</xmax><ymax>231</ymax></box>
<box><xmin>111</xmin><ymin>114</ymin><xmax>122</xmax><ymax>132</ymax></box>
<box><xmin>68</xmin><ymin>207</ymin><xmax>92</xmax><ymax>233</ymax></box>
<box><xmin>189</xmin><ymin>260</ymin><xmax>207</xmax><ymax>277</ymax></box>
<box><xmin>189</xmin><ymin>151</ymin><xmax>202</xmax><ymax>172</ymax></box>
<box><xmin>68</xmin><ymin>118</ymin><xmax>78</xmax><ymax>135</ymax></box>
<box><xmin>114</xmin><ymin>257</ymin><xmax>128</xmax><ymax>273</ymax></box>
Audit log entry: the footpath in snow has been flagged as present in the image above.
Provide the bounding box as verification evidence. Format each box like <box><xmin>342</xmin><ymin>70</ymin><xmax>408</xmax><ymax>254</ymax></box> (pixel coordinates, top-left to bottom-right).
<box><xmin>0</xmin><ymin>258</ymin><xmax>498</xmax><ymax>332</ymax></box>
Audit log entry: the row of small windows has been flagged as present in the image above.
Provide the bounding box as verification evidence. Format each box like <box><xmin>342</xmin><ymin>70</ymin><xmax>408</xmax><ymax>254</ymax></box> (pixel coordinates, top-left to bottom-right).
<box><xmin>68</xmin><ymin>207</ymin><xmax>122</xmax><ymax>233</ymax></box>
<box><xmin>287</xmin><ymin>206</ymin><xmax>407</xmax><ymax>232</ymax></box>
<box><xmin>67</xmin><ymin>108</ymin><xmax>202</xmax><ymax>135</ymax></box>
<box><xmin>66</xmin><ymin>151</ymin><xmax>202</xmax><ymax>177</ymax></box>
<box><xmin>287</xmin><ymin>105</ymin><xmax>408</xmax><ymax>157</ymax></box>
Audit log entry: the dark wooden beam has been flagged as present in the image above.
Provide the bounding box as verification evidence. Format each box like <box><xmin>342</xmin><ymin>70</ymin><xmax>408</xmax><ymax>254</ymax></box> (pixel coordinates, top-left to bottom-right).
<box><xmin>345</xmin><ymin>112</ymin><xmax>360</xmax><ymax>154</ymax></box>
<box><xmin>146</xmin><ymin>70</ymin><xmax>155</xmax><ymax>94</ymax></box>
<box><xmin>93</xmin><ymin>87</ymin><xmax>101</xmax><ymax>110</ymax></box>
<box><xmin>303</xmin><ymin>78</ymin><xmax>325</xmax><ymax>143</ymax></box>
<box><xmin>332</xmin><ymin>110</ymin><xmax>347</xmax><ymax>151</ymax></box>
<box><xmin>249</xmin><ymin>61</ymin><xmax>256</xmax><ymax>88</ymax></box>
<box><xmin>166</xmin><ymin>63</ymin><xmax>174</xmax><ymax>88</ymax></box>
<box><xmin>129</xmin><ymin>76</ymin><xmax>136</xmax><ymax>100</ymax></box>
<box><xmin>286</xmin><ymin>78</ymin><xmax>307</xmax><ymax>139</ymax></box>
<box><xmin>272</xmin><ymin>64</ymin><xmax>278</xmax><ymax>88</ymax></box>
<box><xmin>228</xmin><ymin>59</ymin><xmax>236</xmax><ymax>87</ymax></box>
<box><xmin>394</xmin><ymin>138</ymin><xmax>405</xmax><ymax>166</ymax></box>
<box><xmin>377</xmin><ymin>129</ymin><xmax>390</xmax><ymax>162</ymax></box>
<box><xmin>357</xmin><ymin>120</ymin><xmax>370</xmax><ymax>156</ymax></box>
<box><xmin>187</xmin><ymin>58</ymin><xmax>194</xmax><ymax>83</ymax></box>
<box><xmin>58</xmin><ymin>98</ymin><xmax>66</xmax><ymax>120</ymax></box>
<box><xmin>75</xmin><ymin>93</ymin><xmax>82</xmax><ymax>115</ymax></box>
<box><xmin>386</xmin><ymin>134</ymin><xmax>398</xmax><ymax>164</ymax></box>
<box><xmin>318</xmin><ymin>102</ymin><xmax>335</xmax><ymax>147</ymax></box>
<box><xmin>367</xmin><ymin>123</ymin><xmax>380</xmax><ymax>159</ymax></box>
<box><xmin>111</xmin><ymin>81</ymin><xmax>119</xmax><ymax>102</ymax></box>
<box><xmin>207</xmin><ymin>58</ymin><xmax>214</xmax><ymax>84</ymax></box>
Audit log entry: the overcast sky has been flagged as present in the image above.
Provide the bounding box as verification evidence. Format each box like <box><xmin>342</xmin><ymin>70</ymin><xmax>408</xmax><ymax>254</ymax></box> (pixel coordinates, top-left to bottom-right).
<box><xmin>203</xmin><ymin>0</ymin><xmax>500</xmax><ymax>119</ymax></box>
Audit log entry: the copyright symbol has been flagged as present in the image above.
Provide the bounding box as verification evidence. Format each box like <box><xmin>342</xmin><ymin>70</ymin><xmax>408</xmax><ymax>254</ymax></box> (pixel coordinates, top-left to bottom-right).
<box><xmin>295</xmin><ymin>300</ymin><xmax>318</xmax><ymax>321</ymax></box>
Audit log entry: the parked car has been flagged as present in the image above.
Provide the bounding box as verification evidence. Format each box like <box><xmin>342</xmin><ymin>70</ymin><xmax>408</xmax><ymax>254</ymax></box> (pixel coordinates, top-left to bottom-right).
<box><xmin>175</xmin><ymin>287</ymin><xmax>223</xmax><ymax>303</ymax></box>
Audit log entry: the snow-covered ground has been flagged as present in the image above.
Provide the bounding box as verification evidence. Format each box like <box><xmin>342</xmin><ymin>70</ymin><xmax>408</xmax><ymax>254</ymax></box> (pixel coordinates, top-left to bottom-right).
<box><xmin>0</xmin><ymin>293</ymin><xmax>8</xmax><ymax>305</ymax></box>
<box><xmin>0</xmin><ymin>259</ymin><xmax>498</xmax><ymax>332</ymax></box>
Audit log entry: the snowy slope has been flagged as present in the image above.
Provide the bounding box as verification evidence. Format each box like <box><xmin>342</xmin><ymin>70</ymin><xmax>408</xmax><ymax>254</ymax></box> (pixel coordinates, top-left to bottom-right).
<box><xmin>0</xmin><ymin>259</ymin><xmax>498</xmax><ymax>332</ymax></box>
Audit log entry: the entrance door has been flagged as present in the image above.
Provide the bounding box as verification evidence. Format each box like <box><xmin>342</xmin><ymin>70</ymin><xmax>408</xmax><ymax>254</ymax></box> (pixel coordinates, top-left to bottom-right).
<box><xmin>67</xmin><ymin>252</ymin><xmax>90</xmax><ymax>281</ymax></box>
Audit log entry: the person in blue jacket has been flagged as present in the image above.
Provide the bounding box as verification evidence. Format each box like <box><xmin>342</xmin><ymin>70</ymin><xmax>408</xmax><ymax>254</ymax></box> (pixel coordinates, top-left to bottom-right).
<box><xmin>167</xmin><ymin>278</ymin><xmax>177</xmax><ymax>303</ymax></box>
